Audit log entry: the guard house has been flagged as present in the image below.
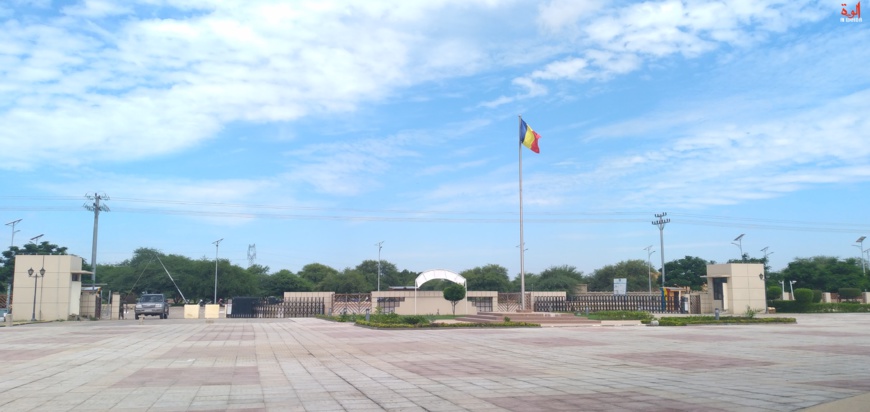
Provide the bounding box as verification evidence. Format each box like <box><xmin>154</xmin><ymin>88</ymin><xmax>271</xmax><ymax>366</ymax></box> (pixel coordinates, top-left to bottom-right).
<box><xmin>703</xmin><ymin>263</ymin><xmax>766</xmax><ymax>314</ymax></box>
<box><xmin>11</xmin><ymin>255</ymin><xmax>91</xmax><ymax>322</ymax></box>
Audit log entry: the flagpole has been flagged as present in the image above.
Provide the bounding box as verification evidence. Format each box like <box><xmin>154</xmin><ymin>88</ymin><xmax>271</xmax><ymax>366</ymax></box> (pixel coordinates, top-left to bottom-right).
<box><xmin>518</xmin><ymin>115</ymin><xmax>526</xmax><ymax>312</ymax></box>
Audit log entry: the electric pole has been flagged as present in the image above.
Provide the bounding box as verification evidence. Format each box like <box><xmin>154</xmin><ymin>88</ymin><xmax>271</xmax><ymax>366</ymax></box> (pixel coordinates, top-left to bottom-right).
<box><xmin>83</xmin><ymin>193</ymin><xmax>109</xmax><ymax>291</ymax></box>
<box><xmin>213</xmin><ymin>238</ymin><xmax>223</xmax><ymax>303</ymax></box>
<box><xmin>651</xmin><ymin>213</ymin><xmax>670</xmax><ymax>287</ymax></box>
<box><xmin>6</xmin><ymin>219</ymin><xmax>21</xmax><ymax>248</ymax></box>
<box><xmin>376</xmin><ymin>241</ymin><xmax>384</xmax><ymax>291</ymax></box>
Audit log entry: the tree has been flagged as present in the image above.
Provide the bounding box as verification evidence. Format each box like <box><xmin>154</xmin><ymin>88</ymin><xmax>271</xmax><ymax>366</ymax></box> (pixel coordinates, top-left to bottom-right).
<box><xmin>776</xmin><ymin>256</ymin><xmax>866</xmax><ymax>292</ymax></box>
<box><xmin>664</xmin><ymin>256</ymin><xmax>711</xmax><ymax>290</ymax></box>
<box><xmin>316</xmin><ymin>269</ymin><xmax>371</xmax><ymax>293</ymax></box>
<box><xmin>443</xmin><ymin>283</ymin><xmax>466</xmax><ymax>315</ymax></box>
<box><xmin>588</xmin><ymin>260</ymin><xmax>653</xmax><ymax>292</ymax></box>
<box><xmin>260</xmin><ymin>269</ymin><xmax>312</xmax><ymax>297</ymax></box>
<box><xmin>534</xmin><ymin>265</ymin><xmax>585</xmax><ymax>295</ymax></box>
<box><xmin>354</xmin><ymin>259</ymin><xmax>399</xmax><ymax>291</ymax></box>
<box><xmin>297</xmin><ymin>263</ymin><xmax>338</xmax><ymax>287</ymax></box>
<box><xmin>461</xmin><ymin>264</ymin><xmax>510</xmax><ymax>292</ymax></box>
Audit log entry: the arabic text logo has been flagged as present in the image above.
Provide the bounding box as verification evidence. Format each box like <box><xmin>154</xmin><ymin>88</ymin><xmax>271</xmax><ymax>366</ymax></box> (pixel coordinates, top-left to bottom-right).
<box><xmin>841</xmin><ymin>2</ymin><xmax>862</xmax><ymax>22</ymax></box>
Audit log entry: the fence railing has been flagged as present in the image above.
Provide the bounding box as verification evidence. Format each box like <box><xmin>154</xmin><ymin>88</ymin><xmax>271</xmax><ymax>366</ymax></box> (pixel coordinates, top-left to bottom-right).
<box><xmin>229</xmin><ymin>297</ymin><xmax>325</xmax><ymax>318</ymax></box>
<box><xmin>534</xmin><ymin>295</ymin><xmax>687</xmax><ymax>313</ymax></box>
<box><xmin>332</xmin><ymin>293</ymin><xmax>372</xmax><ymax>315</ymax></box>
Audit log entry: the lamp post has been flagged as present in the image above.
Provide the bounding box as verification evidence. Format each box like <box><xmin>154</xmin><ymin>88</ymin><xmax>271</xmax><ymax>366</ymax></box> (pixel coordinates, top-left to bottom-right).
<box><xmin>732</xmin><ymin>234</ymin><xmax>744</xmax><ymax>260</ymax></box>
<box><xmin>855</xmin><ymin>236</ymin><xmax>866</xmax><ymax>277</ymax></box>
<box><xmin>651</xmin><ymin>213</ymin><xmax>669</xmax><ymax>287</ymax></box>
<box><xmin>375</xmin><ymin>241</ymin><xmax>384</xmax><ymax>292</ymax></box>
<box><xmin>213</xmin><ymin>238</ymin><xmax>223</xmax><ymax>303</ymax></box>
<box><xmin>644</xmin><ymin>245</ymin><xmax>655</xmax><ymax>294</ymax></box>
<box><xmin>761</xmin><ymin>247</ymin><xmax>773</xmax><ymax>313</ymax></box>
<box><xmin>5</xmin><ymin>219</ymin><xmax>21</xmax><ymax>248</ymax></box>
<box><xmin>779</xmin><ymin>280</ymin><xmax>785</xmax><ymax>300</ymax></box>
<box><xmin>789</xmin><ymin>280</ymin><xmax>797</xmax><ymax>301</ymax></box>
<box><xmin>28</xmin><ymin>267</ymin><xmax>45</xmax><ymax>322</ymax></box>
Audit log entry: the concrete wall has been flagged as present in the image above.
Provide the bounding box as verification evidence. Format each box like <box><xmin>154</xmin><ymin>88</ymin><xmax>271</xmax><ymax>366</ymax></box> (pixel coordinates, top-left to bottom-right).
<box><xmin>706</xmin><ymin>263</ymin><xmax>766</xmax><ymax>314</ymax></box>
<box><xmin>12</xmin><ymin>255</ymin><xmax>85</xmax><ymax>321</ymax></box>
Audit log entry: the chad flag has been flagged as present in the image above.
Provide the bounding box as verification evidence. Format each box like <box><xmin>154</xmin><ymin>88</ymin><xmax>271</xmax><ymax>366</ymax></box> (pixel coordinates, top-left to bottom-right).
<box><xmin>520</xmin><ymin>120</ymin><xmax>541</xmax><ymax>153</ymax></box>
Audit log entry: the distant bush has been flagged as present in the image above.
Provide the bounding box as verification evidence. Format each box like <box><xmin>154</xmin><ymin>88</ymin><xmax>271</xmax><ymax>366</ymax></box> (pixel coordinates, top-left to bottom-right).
<box><xmin>767</xmin><ymin>286</ymin><xmax>782</xmax><ymax>300</ymax></box>
<box><xmin>770</xmin><ymin>301</ymin><xmax>870</xmax><ymax>313</ymax></box>
<box><xmin>657</xmin><ymin>316</ymin><xmax>796</xmax><ymax>326</ymax></box>
<box><xmin>812</xmin><ymin>290</ymin><xmax>823</xmax><ymax>303</ymax></box>
<box><xmin>588</xmin><ymin>311</ymin><xmax>654</xmax><ymax>322</ymax></box>
<box><xmin>839</xmin><ymin>288</ymin><xmax>861</xmax><ymax>300</ymax></box>
<box><xmin>793</xmin><ymin>288</ymin><xmax>814</xmax><ymax>308</ymax></box>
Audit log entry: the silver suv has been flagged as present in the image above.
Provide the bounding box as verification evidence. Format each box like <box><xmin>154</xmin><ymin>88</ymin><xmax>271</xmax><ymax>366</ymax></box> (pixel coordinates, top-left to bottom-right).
<box><xmin>135</xmin><ymin>294</ymin><xmax>169</xmax><ymax>319</ymax></box>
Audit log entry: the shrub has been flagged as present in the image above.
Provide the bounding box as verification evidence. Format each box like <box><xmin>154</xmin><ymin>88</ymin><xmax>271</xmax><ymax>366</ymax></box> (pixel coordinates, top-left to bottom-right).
<box><xmin>793</xmin><ymin>288</ymin><xmax>814</xmax><ymax>305</ymax></box>
<box><xmin>839</xmin><ymin>288</ymin><xmax>861</xmax><ymax>300</ymax></box>
<box><xmin>812</xmin><ymin>290</ymin><xmax>823</xmax><ymax>303</ymax></box>
<box><xmin>767</xmin><ymin>286</ymin><xmax>782</xmax><ymax>300</ymax></box>
<box><xmin>588</xmin><ymin>311</ymin><xmax>655</xmax><ymax>322</ymax></box>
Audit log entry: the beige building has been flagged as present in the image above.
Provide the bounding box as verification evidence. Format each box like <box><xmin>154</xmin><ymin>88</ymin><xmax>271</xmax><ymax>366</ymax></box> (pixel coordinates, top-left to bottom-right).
<box><xmin>703</xmin><ymin>263</ymin><xmax>766</xmax><ymax>314</ymax></box>
<box><xmin>11</xmin><ymin>255</ymin><xmax>91</xmax><ymax>322</ymax></box>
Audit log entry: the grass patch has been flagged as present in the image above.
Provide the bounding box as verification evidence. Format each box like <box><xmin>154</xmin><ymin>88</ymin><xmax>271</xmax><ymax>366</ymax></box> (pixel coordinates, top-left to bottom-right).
<box><xmin>657</xmin><ymin>316</ymin><xmax>796</xmax><ymax>326</ymax></box>
<box><xmin>356</xmin><ymin>320</ymin><xmax>540</xmax><ymax>329</ymax></box>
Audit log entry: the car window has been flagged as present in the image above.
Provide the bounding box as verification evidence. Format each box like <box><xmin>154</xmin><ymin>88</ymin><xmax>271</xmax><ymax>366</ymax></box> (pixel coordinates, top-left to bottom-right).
<box><xmin>141</xmin><ymin>295</ymin><xmax>163</xmax><ymax>303</ymax></box>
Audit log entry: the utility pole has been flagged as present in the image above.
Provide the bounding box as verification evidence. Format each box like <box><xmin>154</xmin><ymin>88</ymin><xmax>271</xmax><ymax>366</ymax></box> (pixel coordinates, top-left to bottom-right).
<box><xmin>376</xmin><ymin>241</ymin><xmax>384</xmax><ymax>291</ymax></box>
<box><xmin>651</xmin><ymin>213</ymin><xmax>670</xmax><ymax>287</ymax></box>
<box><xmin>83</xmin><ymin>193</ymin><xmax>109</xmax><ymax>291</ymax></box>
<box><xmin>213</xmin><ymin>238</ymin><xmax>223</xmax><ymax>303</ymax></box>
<box><xmin>761</xmin><ymin>246</ymin><xmax>773</xmax><ymax>313</ymax></box>
<box><xmin>6</xmin><ymin>219</ymin><xmax>22</xmax><ymax>248</ymax></box>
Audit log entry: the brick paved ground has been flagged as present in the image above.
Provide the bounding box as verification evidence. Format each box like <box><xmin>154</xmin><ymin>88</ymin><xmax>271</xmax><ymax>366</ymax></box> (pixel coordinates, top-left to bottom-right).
<box><xmin>0</xmin><ymin>312</ymin><xmax>868</xmax><ymax>411</ymax></box>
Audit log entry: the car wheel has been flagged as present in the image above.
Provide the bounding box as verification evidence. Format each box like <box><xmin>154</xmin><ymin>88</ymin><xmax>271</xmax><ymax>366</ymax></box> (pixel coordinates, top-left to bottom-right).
<box><xmin>135</xmin><ymin>314</ymin><xmax>139</xmax><ymax>320</ymax></box>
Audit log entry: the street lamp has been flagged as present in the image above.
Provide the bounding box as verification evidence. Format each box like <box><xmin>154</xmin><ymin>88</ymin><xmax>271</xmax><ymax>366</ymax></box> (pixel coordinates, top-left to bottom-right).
<box><xmin>732</xmin><ymin>234</ymin><xmax>745</xmax><ymax>260</ymax></box>
<box><xmin>213</xmin><ymin>238</ymin><xmax>223</xmax><ymax>303</ymax></box>
<box><xmin>854</xmin><ymin>236</ymin><xmax>866</xmax><ymax>277</ymax></box>
<box><xmin>5</xmin><ymin>219</ymin><xmax>21</xmax><ymax>248</ymax></box>
<box><xmin>789</xmin><ymin>280</ymin><xmax>797</xmax><ymax>301</ymax></box>
<box><xmin>376</xmin><ymin>241</ymin><xmax>384</xmax><ymax>292</ymax></box>
<box><xmin>644</xmin><ymin>245</ymin><xmax>655</xmax><ymax>294</ymax></box>
<box><xmin>28</xmin><ymin>267</ymin><xmax>45</xmax><ymax>322</ymax></box>
<box><xmin>761</xmin><ymin>247</ymin><xmax>773</xmax><ymax>313</ymax></box>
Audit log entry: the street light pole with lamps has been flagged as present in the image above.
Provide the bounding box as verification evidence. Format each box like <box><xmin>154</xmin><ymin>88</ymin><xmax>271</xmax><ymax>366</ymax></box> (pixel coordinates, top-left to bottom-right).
<box><xmin>28</xmin><ymin>267</ymin><xmax>45</xmax><ymax>322</ymax></box>
<box><xmin>644</xmin><ymin>245</ymin><xmax>655</xmax><ymax>294</ymax></box>
<box><xmin>854</xmin><ymin>236</ymin><xmax>866</xmax><ymax>277</ymax></box>
<box><xmin>789</xmin><ymin>280</ymin><xmax>797</xmax><ymax>301</ymax></box>
<box><xmin>213</xmin><ymin>238</ymin><xmax>223</xmax><ymax>303</ymax></box>
<box><xmin>732</xmin><ymin>234</ymin><xmax>745</xmax><ymax>260</ymax></box>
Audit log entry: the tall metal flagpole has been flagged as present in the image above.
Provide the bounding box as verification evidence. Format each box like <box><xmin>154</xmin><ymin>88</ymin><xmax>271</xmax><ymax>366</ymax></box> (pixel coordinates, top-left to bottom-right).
<box><xmin>518</xmin><ymin>115</ymin><xmax>526</xmax><ymax>311</ymax></box>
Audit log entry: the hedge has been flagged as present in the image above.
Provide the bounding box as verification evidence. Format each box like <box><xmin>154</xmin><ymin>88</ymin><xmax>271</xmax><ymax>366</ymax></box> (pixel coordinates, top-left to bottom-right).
<box><xmin>657</xmin><ymin>316</ymin><xmax>796</xmax><ymax>326</ymax></box>
<box><xmin>770</xmin><ymin>300</ymin><xmax>870</xmax><ymax>313</ymax></box>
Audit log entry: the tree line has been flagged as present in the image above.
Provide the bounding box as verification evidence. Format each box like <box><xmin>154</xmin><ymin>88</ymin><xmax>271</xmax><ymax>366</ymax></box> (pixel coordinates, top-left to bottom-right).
<box><xmin>1</xmin><ymin>243</ymin><xmax>867</xmax><ymax>302</ymax></box>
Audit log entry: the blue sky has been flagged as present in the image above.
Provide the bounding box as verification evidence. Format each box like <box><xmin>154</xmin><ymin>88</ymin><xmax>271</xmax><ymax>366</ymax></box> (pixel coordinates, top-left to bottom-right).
<box><xmin>1</xmin><ymin>0</ymin><xmax>868</xmax><ymax>280</ymax></box>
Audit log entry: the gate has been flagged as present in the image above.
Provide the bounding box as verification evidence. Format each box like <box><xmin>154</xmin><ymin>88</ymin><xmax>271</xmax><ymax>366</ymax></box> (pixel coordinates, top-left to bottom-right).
<box><xmin>228</xmin><ymin>297</ymin><xmax>325</xmax><ymax>318</ymax></box>
<box><xmin>332</xmin><ymin>293</ymin><xmax>372</xmax><ymax>315</ymax></box>
<box><xmin>534</xmin><ymin>295</ymin><xmax>685</xmax><ymax>314</ymax></box>
<box><xmin>497</xmin><ymin>293</ymin><xmax>531</xmax><ymax>312</ymax></box>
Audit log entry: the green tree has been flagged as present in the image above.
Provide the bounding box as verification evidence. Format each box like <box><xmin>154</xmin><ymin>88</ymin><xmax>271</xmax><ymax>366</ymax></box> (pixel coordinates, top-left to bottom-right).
<box><xmin>588</xmin><ymin>260</ymin><xmax>654</xmax><ymax>292</ymax></box>
<box><xmin>355</xmin><ymin>259</ymin><xmax>398</xmax><ymax>291</ymax></box>
<box><xmin>443</xmin><ymin>283</ymin><xmax>466</xmax><ymax>315</ymax></box>
<box><xmin>260</xmin><ymin>269</ymin><xmax>312</xmax><ymax>297</ymax></box>
<box><xmin>663</xmin><ymin>256</ymin><xmax>710</xmax><ymax>290</ymax></box>
<box><xmin>778</xmin><ymin>256</ymin><xmax>866</xmax><ymax>292</ymax></box>
<box><xmin>317</xmin><ymin>269</ymin><xmax>371</xmax><ymax>293</ymax></box>
<box><xmin>461</xmin><ymin>264</ymin><xmax>510</xmax><ymax>292</ymax></box>
<box><xmin>297</xmin><ymin>263</ymin><xmax>338</xmax><ymax>287</ymax></box>
<box><xmin>534</xmin><ymin>265</ymin><xmax>585</xmax><ymax>295</ymax></box>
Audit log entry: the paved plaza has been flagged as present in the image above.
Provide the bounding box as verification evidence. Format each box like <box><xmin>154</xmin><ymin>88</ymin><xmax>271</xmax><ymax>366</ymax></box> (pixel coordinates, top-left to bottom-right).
<box><xmin>0</xmin><ymin>312</ymin><xmax>868</xmax><ymax>411</ymax></box>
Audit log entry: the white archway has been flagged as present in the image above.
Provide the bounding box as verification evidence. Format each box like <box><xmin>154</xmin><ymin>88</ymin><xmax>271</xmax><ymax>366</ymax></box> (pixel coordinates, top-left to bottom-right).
<box><xmin>414</xmin><ymin>269</ymin><xmax>466</xmax><ymax>315</ymax></box>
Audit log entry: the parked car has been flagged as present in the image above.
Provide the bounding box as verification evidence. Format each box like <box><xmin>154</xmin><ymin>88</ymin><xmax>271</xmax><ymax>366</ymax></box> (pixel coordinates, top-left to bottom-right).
<box><xmin>135</xmin><ymin>294</ymin><xmax>169</xmax><ymax>319</ymax></box>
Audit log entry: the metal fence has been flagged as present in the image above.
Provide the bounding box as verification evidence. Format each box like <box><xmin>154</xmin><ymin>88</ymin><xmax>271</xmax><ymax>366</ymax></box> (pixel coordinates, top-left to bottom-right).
<box><xmin>497</xmin><ymin>293</ymin><xmax>531</xmax><ymax>312</ymax></box>
<box><xmin>228</xmin><ymin>297</ymin><xmax>325</xmax><ymax>318</ymax></box>
<box><xmin>534</xmin><ymin>295</ymin><xmax>692</xmax><ymax>314</ymax></box>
